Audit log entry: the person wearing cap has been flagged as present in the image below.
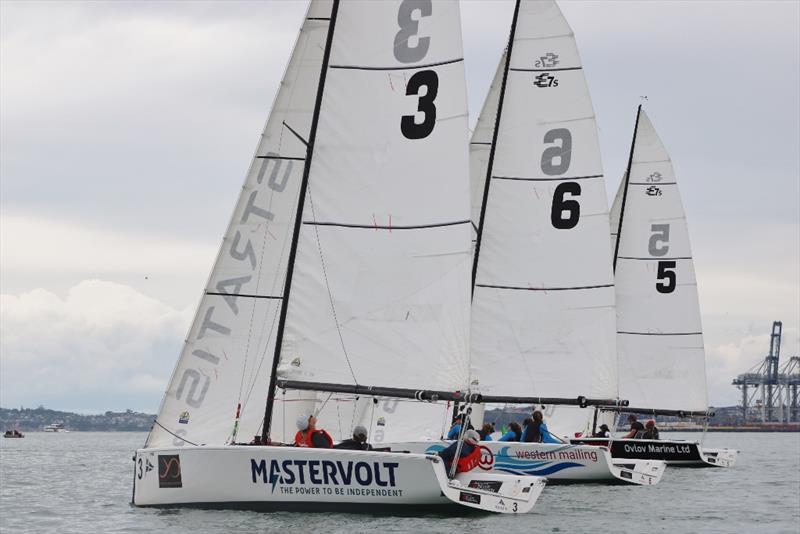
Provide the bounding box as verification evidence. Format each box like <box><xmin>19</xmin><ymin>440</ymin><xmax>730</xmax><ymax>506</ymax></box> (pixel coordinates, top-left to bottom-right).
<box><xmin>593</xmin><ymin>424</ymin><xmax>611</xmax><ymax>438</ymax></box>
<box><xmin>623</xmin><ymin>415</ymin><xmax>645</xmax><ymax>439</ymax></box>
<box><xmin>294</xmin><ymin>411</ymin><xmax>333</xmax><ymax>448</ymax></box>
<box><xmin>334</xmin><ymin>425</ymin><xmax>373</xmax><ymax>451</ymax></box>
<box><xmin>642</xmin><ymin>420</ymin><xmax>660</xmax><ymax>440</ymax></box>
<box><xmin>437</xmin><ymin>429</ymin><xmax>482</xmax><ymax>473</ymax></box>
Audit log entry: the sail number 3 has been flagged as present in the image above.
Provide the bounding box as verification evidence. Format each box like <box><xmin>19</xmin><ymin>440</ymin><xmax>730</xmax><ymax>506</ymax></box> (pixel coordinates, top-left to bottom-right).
<box><xmin>395</xmin><ymin>0</ymin><xmax>438</xmax><ymax>140</ymax></box>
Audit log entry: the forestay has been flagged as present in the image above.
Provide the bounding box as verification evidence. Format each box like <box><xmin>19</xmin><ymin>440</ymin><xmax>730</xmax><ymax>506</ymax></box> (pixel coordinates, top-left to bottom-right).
<box><xmin>613</xmin><ymin>108</ymin><xmax>709</xmax><ymax>413</ymax></box>
<box><xmin>278</xmin><ymin>0</ymin><xmax>473</xmax><ymax>426</ymax></box>
<box><xmin>471</xmin><ymin>0</ymin><xmax>617</xmax><ymax>437</ymax></box>
<box><xmin>146</xmin><ymin>0</ymin><xmax>334</xmax><ymax>448</ymax></box>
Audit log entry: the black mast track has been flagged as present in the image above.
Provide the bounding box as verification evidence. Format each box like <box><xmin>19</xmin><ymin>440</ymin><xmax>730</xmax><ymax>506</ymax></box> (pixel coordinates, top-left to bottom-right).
<box><xmin>470</xmin><ymin>0</ymin><xmax>521</xmax><ymax>295</ymax></box>
<box><xmin>597</xmin><ymin>405</ymin><xmax>714</xmax><ymax>418</ymax></box>
<box><xmin>277</xmin><ymin>379</ymin><xmax>628</xmax><ymax>409</ymax></box>
<box><xmin>261</xmin><ymin>0</ymin><xmax>340</xmax><ymax>443</ymax></box>
<box><xmin>612</xmin><ymin>104</ymin><xmax>642</xmax><ymax>273</ymax></box>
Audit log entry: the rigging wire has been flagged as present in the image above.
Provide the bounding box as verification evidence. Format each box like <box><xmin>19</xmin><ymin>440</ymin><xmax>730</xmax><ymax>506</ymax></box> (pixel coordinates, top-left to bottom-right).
<box><xmin>306</xmin><ymin>185</ymin><xmax>358</xmax><ymax>384</ymax></box>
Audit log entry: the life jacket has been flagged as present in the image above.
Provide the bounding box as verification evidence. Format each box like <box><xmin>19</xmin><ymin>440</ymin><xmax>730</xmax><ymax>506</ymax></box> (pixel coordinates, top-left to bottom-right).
<box><xmin>456</xmin><ymin>444</ymin><xmax>482</xmax><ymax>473</ymax></box>
<box><xmin>523</xmin><ymin>422</ymin><xmax>543</xmax><ymax>443</ymax></box>
<box><xmin>294</xmin><ymin>429</ymin><xmax>333</xmax><ymax>448</ymax></box>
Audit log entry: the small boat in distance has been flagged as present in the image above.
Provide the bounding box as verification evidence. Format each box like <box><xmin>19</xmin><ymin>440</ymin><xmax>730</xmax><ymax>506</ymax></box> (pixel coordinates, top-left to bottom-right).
<box><xmin>43</xmin><ymin>423</ymin><xmax>68</xmax><ymax>433</ymax></box>
<box><xmin>3</xmin><ymin>429</ymin><xmax>24</xmax><ymax>438</ymax></box>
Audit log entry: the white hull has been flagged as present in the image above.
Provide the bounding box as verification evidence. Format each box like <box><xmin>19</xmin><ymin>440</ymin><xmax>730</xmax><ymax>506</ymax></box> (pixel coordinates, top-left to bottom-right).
<box><xmin>384</xmin><ymin>441</ymin><xmax>665</xmax><ymax>486</ymax></box>
<box><xmin>133</xmin><ymin>446</ymin><xmax>546</xmax><ymax>514</ymax></box>
<box><xmin>570</xmin><ymin>438</ymin><xmax>739</xmax><ymax>468</ymax></box>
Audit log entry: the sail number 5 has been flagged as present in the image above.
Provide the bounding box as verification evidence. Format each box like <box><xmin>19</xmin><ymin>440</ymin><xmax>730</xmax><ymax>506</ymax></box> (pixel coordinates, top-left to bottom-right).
<box><xmin>650</xmin><ymin>224</ymin><xmax>676</xmax><ymax>293</ymax></box>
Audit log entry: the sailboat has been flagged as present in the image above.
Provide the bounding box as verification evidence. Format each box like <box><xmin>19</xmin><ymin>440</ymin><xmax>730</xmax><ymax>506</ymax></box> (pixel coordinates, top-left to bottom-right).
<box><xmin>384</xmin><ymin>0</ymin><xmax>665</xmax><ymax>485</ymax></box>
<box><xmin>133</xmin><ymin>0</ymin><xmax>545</xmax><ymax>512</ymax></box>
<box><xmin>570</xmin><ymin>106</ymin><xmax>738</xmax><ymax>468</ymax></box>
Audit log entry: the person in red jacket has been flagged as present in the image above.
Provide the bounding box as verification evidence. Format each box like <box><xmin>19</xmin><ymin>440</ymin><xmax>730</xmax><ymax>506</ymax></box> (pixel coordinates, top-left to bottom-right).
<box><xmin>294</xmin><ymin>411</ymin><xmax>333</xmax><ymax>448</ymax></box>
<box><xmin>438</xmin><ymin>429</ymin><xmax>482</xmax><ymax>473</ymax></box>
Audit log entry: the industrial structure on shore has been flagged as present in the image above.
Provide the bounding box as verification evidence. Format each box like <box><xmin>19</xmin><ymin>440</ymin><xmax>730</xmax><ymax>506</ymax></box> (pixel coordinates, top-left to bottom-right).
<box><xmin>732</xmin><ymin>321</ymin><xmax>800</xmax><ymax>423</ymax></box>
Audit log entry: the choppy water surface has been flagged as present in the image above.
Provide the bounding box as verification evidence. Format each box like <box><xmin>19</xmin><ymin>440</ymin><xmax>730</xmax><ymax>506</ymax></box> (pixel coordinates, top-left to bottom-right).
<box><xmin>1</xmin><ymin>432</ymin><xmax>798</xmax><ymax>533</ymax></box>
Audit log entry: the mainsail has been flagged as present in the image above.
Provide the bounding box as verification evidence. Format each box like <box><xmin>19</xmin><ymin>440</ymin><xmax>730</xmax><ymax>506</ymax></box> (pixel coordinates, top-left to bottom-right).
<box><xmin>146</xmin><ymin>0</ymin><xmax>334</xmax><ymax>448</ymax></box>
<box><xmin>269</xmin><ymin>0</ymin><xmax>473</xmax><ymax>441</ymax></box>
<box><xmin>470</xmin><ymin>0</ymin><xmax>618</xmax><ymax>437</ymax></box>
<box><xmin>612</xmin><ymin>107</ymin><xmax>709</xmax><ymax>414</ymax></box>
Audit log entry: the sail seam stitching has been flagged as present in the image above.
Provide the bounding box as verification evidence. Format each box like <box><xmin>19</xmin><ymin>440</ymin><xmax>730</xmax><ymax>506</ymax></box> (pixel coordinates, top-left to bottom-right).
<box><xmin>493</xmin><ymin>174</ymin><xmax>602</xmax><ymax>182</ymax></box>
<box><xmin>509</xmin><ymin>66</ymin><xmax>582</xmax><ymax>72</ymax></box>
<box><xmin>476</xmin><ymin>283</ymin><xmax>613</xmax><ymax>291</ymax></box>
<box><xmin>302</xmin><ymin>220</ymin><xmax>470</xmax><ymax>230</ymax></box>
<box><xmin>205</xmin><ymin>291</ymin><xmax>283</xmax><ymax>300</ymax></box>
<box><xmin>256</xmin><ymin>155</ymin><xmax>306</xmax><ymax>161</ymax></box>
<box><xmin>330</xmin><ymin>58</ymin><xmax>463</xmax><ymax>71</ymax></box>
<box><xmin>617</xmin><ymin>331</ymin><xmax>702</xmax><ymax>336</ymax></box>
<box><xmin>617</xmin><ymin>256</ymin><xmax>691</xmax><ymax>260</ymax></box>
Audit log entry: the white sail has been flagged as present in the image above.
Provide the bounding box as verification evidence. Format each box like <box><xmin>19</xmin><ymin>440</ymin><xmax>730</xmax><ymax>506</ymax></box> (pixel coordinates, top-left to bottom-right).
<box><xmin>470</xmin><ymin>0</ymin><xmax>617</xmax><ymax>437</ymax></box>
<box><xmin>614</xmin><ymin>108</ymin><xmax>708</xmax><ymax>413</ymax></box>
<box><xmin>146</xmin><ymin>0</ymin><xmax>334</xmax><ymax>448</ymax></box>
<box><xmin>279</xmin><ymin>0</ymin><xmax>472</xmax><ymax>402</ymax></box>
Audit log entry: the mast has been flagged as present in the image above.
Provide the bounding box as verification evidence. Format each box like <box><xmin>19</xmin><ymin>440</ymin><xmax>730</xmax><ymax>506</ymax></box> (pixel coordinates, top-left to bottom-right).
<box><xmin>262</xmin><ymin>0</ymin><xmax>341</xmax><ymax>442</ymax></box>
<box><xmin>471</xmin><ymin>0</ymin><xmax>521</xmax><ymax>294</ymax></box>
<box><xmin>612</xmin><ymin>104</ymin><xmax>642</xmax><ymax>273</ymax></box>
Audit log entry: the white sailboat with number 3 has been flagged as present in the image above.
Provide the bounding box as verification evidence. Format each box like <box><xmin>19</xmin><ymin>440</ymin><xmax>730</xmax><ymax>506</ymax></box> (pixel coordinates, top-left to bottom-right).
<box><xmin>133</xmin><ymin>0</ymin><xmax>545</xmax><ymax>513</ymax></box>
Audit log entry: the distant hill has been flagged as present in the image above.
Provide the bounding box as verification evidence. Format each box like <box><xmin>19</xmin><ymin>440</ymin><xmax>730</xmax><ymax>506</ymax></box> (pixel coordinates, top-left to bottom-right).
<box><xmin>0</xmin><ymin>407</ymin><xmax>154</xmax><ymax>432</ymax></box>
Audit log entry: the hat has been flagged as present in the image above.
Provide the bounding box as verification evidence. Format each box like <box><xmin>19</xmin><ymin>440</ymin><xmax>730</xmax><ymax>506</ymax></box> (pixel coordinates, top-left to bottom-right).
<box><xmin>353</xmin><ymin>425</ymin><xmax>368</xmax><ymax>438</ymax></box>
<box><xmin>464</xmin><ymin>429</ymin><xmax>480</xmax><ymax>444</ymax></box>
<box><xmin>599</xmin><ymin>424</ymin><xmax>610</xmax><ymax>431</ymax></box>
<box><xmin>296</xmin><ymin>411</ymin><xmax>313</xmax><ymax>431</ymax></box>
<box><xmin>646</xmin><ymin>419</ymin><xmax>656</xmax><ymax>428</ymax></box>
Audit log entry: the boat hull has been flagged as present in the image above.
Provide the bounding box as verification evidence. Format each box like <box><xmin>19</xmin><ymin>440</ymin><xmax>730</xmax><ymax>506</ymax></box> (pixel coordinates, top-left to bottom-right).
<box><xmin>569</xmin><ymin>438</ymin><xmax>738</xmax><ymax>468</ymax></box>
<box><xmin>384</xmin><ymin>441</ymin><xmax>665</xmax><ymax>486</ymax></box>
<box><xmin>132</xmin><ymin>446</ymin><xmax>546</xmax><ymax>513</ymax></box>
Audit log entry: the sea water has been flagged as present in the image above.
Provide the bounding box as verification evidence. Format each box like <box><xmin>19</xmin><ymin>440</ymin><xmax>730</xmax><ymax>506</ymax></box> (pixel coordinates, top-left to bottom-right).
<box><xmin>1</xmin><ymin>432</ymin><xmax>798</xmax><ymax>533</ymax></box>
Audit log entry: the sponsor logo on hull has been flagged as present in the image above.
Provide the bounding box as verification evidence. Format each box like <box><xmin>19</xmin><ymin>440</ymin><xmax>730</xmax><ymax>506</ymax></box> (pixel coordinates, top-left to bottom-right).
<box><xmin>424</xmin><ymin>444</ymin><xmax>591</xmax><ymax>476</ymax></box>
<box><xmin>158</xmin><ymin>454</ymin><xmax>182</xmax><ymax>488</ymax></box>
<box><xmin>251</xmin><ymin>458</ymin><xmax>405</xmax><ymax>497</ymax></box>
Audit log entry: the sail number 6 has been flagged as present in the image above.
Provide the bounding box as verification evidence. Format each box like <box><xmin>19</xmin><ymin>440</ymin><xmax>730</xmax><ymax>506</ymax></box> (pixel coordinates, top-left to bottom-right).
<box><xmin>542</xmin><ymin>128</ymin><xmax>580</xmax><ymax>229</ymax></box>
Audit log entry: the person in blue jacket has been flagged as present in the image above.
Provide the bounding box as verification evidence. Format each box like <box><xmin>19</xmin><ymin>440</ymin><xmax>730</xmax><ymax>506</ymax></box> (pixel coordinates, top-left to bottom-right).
<box><xmin>521</xmin><ymin>410</ymin><xmax>561</xmax><ymax>443</ymax></box>
<box><xmin>496</xmin><ymin>421</ymin><xmax>523</xmax><ymax>442</ymax></box>
<box><xmin>446</xmin><ymin>414</ymin><xmax>465</xmax><ymax>440</ymax></box>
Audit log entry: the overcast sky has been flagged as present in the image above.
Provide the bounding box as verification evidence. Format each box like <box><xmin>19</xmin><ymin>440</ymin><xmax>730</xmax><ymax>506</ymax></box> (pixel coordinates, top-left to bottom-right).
<box><xmin>1</xmin><ymin>0</ymin><xmax>798</xmax><ymax>413</ymax></box>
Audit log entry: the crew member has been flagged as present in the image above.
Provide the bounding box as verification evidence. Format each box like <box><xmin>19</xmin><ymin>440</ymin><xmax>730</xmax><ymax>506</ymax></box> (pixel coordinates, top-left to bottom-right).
<box><xmin>479</xmin><ymin>422</ymin><xmax>495</xmax><ymax>441</ymax></box>
<box><xmin>437</xmin><ymin>429</ymin><xmax>482</xmax><ymax>473</ymax></box>
<box><xmin>593</xmin><ymin>424</ymin><xmax>611</xmax><ymax>438</ymax></box>
<box><xmin>446</xmin><ymin>414</ymin><xmax>465</xmax><ymax>440</ymax></box>
<box><xmin>643</xmin><ymin>420</ymin><xmax>660</xmax><ymax>440</ymax></box>
<box><xmin>623</xmin><ymin>415</ymin><xmax>645</xmax><ymax>439</ymax></box>
<box><xmin>497</xmin><ymin>421</ymin><xmax>523</xmax><ymax>442</ymax></box>
<box><xmin>522</xmin><ymin>410</ymin><xmax>561</xmax><ymax>443</ymax></box>
<box><xmin>334</xmin><ymin>425</ymin><xmax>373</xmax><ymax>450</ymax></box>
<box><xmin>294</xmin><ymin>411</ymin><xmax>333</xmax><ymax>448</ymax></box>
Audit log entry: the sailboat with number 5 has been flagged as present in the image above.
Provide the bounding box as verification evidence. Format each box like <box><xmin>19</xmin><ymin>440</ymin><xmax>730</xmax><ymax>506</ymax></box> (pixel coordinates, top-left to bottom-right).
<box><xmin>570</xmin><ymin>106</ymin><xmax>738</xmax><ymax>468</ymax></box>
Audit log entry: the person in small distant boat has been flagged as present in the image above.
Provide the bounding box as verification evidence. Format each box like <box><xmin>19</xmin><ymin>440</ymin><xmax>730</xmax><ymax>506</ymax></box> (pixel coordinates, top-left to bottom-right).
<box><xmin>334</xmin><ymin>425</ymin><xmax>373</xmax><ymax>451</ymax></box>
<box><xmin>294</xmin><ymin>411</ymin><xmax>333</xmax><ymax>448</ymax></box>
<box><xmin>623</xmin><ymin>415</ymin><xmax>645</xmax><ymax>439</ymax></box>
<box><xmin>522</xmin><ymin>410</ymin><xmax>560</xmax><ymax>443</ymax></box>
<box><xmin>593</xmin><ymin>424</ymin><xmax>611</xmax><ymax>438</ymax></box>
<box><xmin>438</xmin><ymin>429</ymin><xmax>482</xmax><ymax>473</ymax></box>
<box><xmin>479</xmin><ymin>422</ymin><xmax>495</xmax><ymax>441</ymax></box>
<box><xmin>497</xmin><ymin>421</ymin><xmax>523</xmax><ymax>442</ymax></box>
<box><xmin>642</xmin><ymin>420</ymin><xmax>660</xmax><ymax>440</ymax></box>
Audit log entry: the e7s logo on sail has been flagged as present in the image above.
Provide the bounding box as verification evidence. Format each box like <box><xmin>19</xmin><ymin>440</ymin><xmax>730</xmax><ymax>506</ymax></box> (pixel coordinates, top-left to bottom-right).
<box><xmin>534</xmin><ymin>73</ymin><xmax>559</xmax><ymax>88</ymax></box>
